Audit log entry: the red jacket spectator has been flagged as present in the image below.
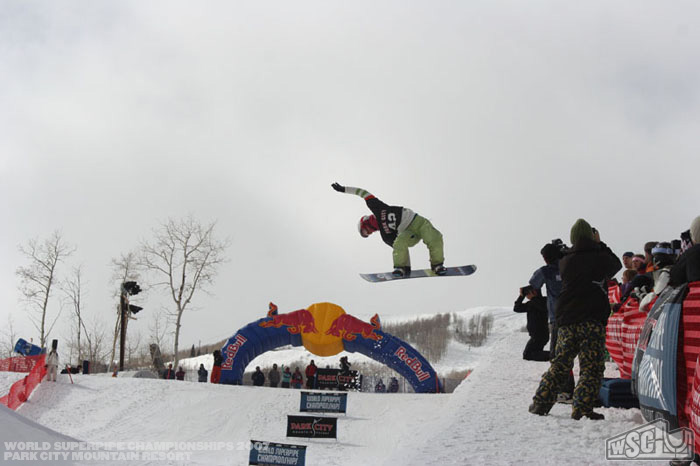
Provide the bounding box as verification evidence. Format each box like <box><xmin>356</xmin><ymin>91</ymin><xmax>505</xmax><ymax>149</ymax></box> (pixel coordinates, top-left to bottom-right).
<box><xmin>211</xmin><ymin>350</ymin><xmax>223</xmax><ymax>384</ymax></box>
<box><xmin>305</xmin><ymin>361</ymin><xmax>317</xmax><ymax>389</ymax></box>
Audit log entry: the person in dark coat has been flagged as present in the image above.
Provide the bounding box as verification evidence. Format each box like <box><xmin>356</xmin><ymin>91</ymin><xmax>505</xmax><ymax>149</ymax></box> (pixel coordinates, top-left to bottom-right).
<box><xmin>670</xmin><ymin>216</ymin><xmax>700</xmax><ymax>286</ymax></box>
<box><xmin>211</xmin><ymin>350</ymin><xmax>223</xmax><ymax>384</ymax></box>
<box><xmin>162</xmin><ymin>363</ymin><xmax>176</xmax><ymax>380</ymax></box>
<box><xmin>530</xmin><ymin>219</ymin><xmax>622</xmax><ymax>421</ymax></box>
<box><xmin>340</xmin><ymin>356</ymin><xmax>351</xmax><ymax>375</ymax></box>
<box><xmin>268</xmin><ymin>363</ymin><xmax>280</xmax><ymax>388</ymax></box>
<box><xmin>388</xmin><ymin>377</ymin><xmax>399</xmax><ymax>393</ymax></box>
<box><xmin>375</xmin><ymin>379</ymin><xmax>386</xmax><ymax>393</ymax></box>
<box><xmin>513</xmin><ymin>286</ymin><xmax>550</xmax><ymax>361</ymax></box>
<box><xmin>175</xmin><ymin>367</ymin><xmax>185</xmax><ymax>381</ymax></box>
<box><xmin>252</xmin><ymin>366</ymin><xmax>265</xmax><ymax>386</ymax></box>
<box><xmin>198</xmin><ymin>364</ymin><xmax>208</xmax><ymax>382</ymax></box>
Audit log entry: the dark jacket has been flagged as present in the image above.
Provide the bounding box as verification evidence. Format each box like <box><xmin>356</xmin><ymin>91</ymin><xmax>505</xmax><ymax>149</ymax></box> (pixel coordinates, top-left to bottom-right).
<box><xmin>268</xmin><ymin>367</ymin><xmax>280</xmax><ymax>385</ymax></box>
<box><xmin>364</xmin><ymin>196</ymin><xmax>412</xmax><ymax>247</ymax></box>
<box><xmin>213</xmin><ymin>350</ymin><xmax>223</xmax><ymax>367</ymax></box>
<box><xmin>252</xmin><ymin>370</ymin><xmax>265</xmax><ymax>386</ymax></box>
<box><xmin>198</xmin><ymin>366</ymin><xmax>208</xmax><ymax>382</ymax></box>
<box><xmin>513</xmin><ymin>295</ymin><xmax>549</xmax><ymax>341</ymax></box>
<box><xmin>670</xmin><ymin>244</ymin><xmax>700</xmax><ymax>286</ymax></box>
<box><xmin>555</xmin><ymin>238</ymin><xmax>622</xmax><ymax>326</ymax></box>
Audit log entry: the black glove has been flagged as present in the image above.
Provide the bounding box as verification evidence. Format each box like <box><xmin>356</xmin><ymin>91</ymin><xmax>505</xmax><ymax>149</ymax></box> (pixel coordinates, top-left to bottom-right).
<box><xmin>331</xmin><ymin>182</ymin><xmax>345</xmax><ymax>192</ymax></box>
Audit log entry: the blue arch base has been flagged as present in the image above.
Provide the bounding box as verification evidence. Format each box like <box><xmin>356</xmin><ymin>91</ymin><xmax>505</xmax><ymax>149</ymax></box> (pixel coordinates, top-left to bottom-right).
<box><xmin>342</xmin><ymin>329</ymin><xmax>443</xmax><ymax>393</ymax></box>
<box><xmin>219</xmin><ymin>317</ymin><xmax>303</xmax><ymax>385</ymax></box>
<box><xmin>219</xmin><ymin>316</ymin><xmax>443</xmax><ymax>393</ymax></box>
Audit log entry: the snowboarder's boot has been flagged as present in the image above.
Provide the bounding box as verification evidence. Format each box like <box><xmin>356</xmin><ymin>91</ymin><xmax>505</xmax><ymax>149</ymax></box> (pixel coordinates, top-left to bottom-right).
<box><xmin>528</xmin><ymin>403</ymin><xmax>550</xmax><ymax>416</ymax></box>
<box><xmin>432</xmin><ymin>263</ymin><xmax>447</xmax><ymax>276</ymax></box>
<box><xmin>392</xmin><ymin>266</ymin><xmax>411</xmax><ymax>278</ymax></box>
<box><xmin>571</xmin><ymin>409</ymin><xmax>605</xmax><ymax>420</ymax></box>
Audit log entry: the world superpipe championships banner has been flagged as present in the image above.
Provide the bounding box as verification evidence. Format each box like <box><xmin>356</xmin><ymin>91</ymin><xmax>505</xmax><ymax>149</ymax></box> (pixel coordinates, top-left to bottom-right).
<box><xmin>300</xmin><ymin>391</ymin><xmax>347</xmax><ymax>414</ymax></box>
<box><xmin>249</xmin><ymin>440</ymin><xmax>306</xmax><ymax>466</ymax></box>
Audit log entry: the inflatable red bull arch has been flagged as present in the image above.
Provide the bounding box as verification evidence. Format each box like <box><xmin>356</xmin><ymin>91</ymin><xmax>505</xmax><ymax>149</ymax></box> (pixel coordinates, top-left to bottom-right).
<box><xmin>219</xmin><ymin>302</ymin><xmax>443</xmax><ymax>393</ymax></box>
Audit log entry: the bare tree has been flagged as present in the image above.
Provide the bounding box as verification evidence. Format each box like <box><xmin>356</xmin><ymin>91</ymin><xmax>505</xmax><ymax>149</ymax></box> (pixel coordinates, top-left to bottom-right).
<box><xmin>126</xmin><ymin>330</ymin><xmax>142</xmax><ymax>368</ymax></box>
<box><xmin>108</xmin><ymin>251</ymin><xmax>141</xmax><ymax>372</ymax></box>
<box><xmin>16</xmin><ymin>231</ymin><xmax>75</xmax><ymax>348</ymax></box>
<box><xmin>82</xmin><ymin>316</ymin><xmax>108</xmax><ymax>368</ymax></box>
<box><xmin>62</xmin><ymin>265</ymin><xmax>88</xmax><ymax>363</ymax></box>
<box><xmin>140</xmin><ymin>216</ymin><xmax>228</xmax><ymax>370</ymax></box>
<box><xmin>1</xmin><ymin>315</ymin><xmax>18</xmax><ymax>359</ymax></box>
<box><xmin>148</xmin><ymin>308</ymin><xmax>173</xmax><ymax>360</ymax></box>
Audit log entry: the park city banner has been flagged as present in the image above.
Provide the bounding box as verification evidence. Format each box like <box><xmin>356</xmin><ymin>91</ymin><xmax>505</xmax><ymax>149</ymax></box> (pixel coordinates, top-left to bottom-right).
<box><xmin>287</xmin><ymin>415</ymin><xmax>338</xmax><ymax>439</ymax></box>
<box><xmin>315</xmin><ymin>368</ymin><xmax>360</xmax><ymax>390</ymax></box>
<box><xmin>249</xmin><ymin>440</ymin><xmax>306</xmax><ymax>466</ymax></box>
<box><xmin>300</xmin><ymin>391</ymin><xmax>347</xmax><ymax>414</ymax></box>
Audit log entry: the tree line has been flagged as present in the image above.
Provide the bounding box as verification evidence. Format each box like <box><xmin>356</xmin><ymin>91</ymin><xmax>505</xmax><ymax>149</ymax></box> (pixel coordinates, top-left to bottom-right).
<box><xmin>382</xmin><ymin>312</ymin><xmax>494</xmax><ymax>362</ymax></box>
<box><xmin>5</xmin><ymin>216</ymin><xmax>229</xmax><ymax>373</ymax></box>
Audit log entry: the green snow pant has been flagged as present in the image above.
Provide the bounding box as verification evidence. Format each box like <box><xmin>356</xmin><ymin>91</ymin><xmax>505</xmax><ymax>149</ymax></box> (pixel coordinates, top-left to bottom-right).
<box><xmin>392</xmin><ymin>215</ymin><xmax>444</xmax><ymax>268</ymax></box>
<box><xmin>532</xmin><ymin>320</ymin><xmax>606</xmax><ymax>415</ymax></box>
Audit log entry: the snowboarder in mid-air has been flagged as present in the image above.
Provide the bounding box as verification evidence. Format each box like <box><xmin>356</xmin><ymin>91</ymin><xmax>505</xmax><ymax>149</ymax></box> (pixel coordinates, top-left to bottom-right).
<box><xmin>331</xmin><ymin>182</ymin><xmax>446</xmax><ymax>278</ymax></box>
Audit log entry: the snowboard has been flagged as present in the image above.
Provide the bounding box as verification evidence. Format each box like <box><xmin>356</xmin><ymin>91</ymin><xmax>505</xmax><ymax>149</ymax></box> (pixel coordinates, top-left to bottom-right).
<box><xmin>360</xmin><ymin>264</ymin><xmax>477</xmax><ymax>283</ymax></box>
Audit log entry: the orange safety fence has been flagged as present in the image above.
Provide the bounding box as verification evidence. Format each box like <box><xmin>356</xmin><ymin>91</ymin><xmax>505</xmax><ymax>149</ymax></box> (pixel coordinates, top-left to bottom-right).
<box><xmin>680</xmin><ymin>282</ymin><xmax>700</xmax><ymax>427</ymax></box>
<box><xmin>0</xmin><ymin>354</ymin><xmax>46</xmax><ymax>410</ymax></box>
<box><xmin>606</xmin><ymin>296</ymin><xmax>648</xmax><ymax>379</ymax></box>
<box><xmin>0</xmin><ymin>355</ymin><xmax>43</xmax><ymax>372</ymax></box>
<box><xmin>608</xmin><ymin>281</ymin><xmax>621</xmax><ymax>305</ymax></box>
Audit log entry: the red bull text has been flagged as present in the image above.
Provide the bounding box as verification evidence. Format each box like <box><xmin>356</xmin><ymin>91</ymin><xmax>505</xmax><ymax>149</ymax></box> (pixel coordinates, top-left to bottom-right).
<box><xmin>222</xmin><ymin>334</ymin><xmax>247</xmax><ymax>370</ymax></box>
<box><xmin>394</xmin><ymin>346</ymin><xmax>430</xmax><ymax>382</ymax></box>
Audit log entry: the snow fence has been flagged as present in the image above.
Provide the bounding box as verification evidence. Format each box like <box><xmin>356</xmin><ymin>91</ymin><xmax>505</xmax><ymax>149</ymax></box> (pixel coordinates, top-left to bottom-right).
<box><xmin>0</xmin><ymin>354</ymin><xmax>46</xmax><ymax>410</ymax></box>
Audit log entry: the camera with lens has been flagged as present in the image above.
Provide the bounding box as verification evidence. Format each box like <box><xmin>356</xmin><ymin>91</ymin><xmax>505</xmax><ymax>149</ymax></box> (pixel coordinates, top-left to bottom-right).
<box><xmin>551</xmin><ymin>238</ymin><xmax>570</xmax><ymax>258</ymax></box>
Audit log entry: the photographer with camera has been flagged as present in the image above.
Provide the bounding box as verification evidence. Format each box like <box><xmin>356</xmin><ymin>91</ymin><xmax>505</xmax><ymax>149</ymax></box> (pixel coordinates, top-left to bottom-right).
<box><xmin>529</xmin><ymin>220</ymin><xmax>621</xmax><ymax>421</ymax></box>
<box><xmin>513</xmin><ymin>285</ymin><xmax>550</xmax><ymax>361</ymax></box>
<box><xmin>529</xmin><ymin>239</ymin><xmax>575</xmax><ymax>402</ymax></box>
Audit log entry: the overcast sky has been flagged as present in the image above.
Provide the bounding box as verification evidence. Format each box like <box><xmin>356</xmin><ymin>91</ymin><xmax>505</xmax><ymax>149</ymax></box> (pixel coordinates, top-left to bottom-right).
<box><xmin>1</xmin><ymin>1</ymin><xmax>699</xmax><ymax>355</ymax></box>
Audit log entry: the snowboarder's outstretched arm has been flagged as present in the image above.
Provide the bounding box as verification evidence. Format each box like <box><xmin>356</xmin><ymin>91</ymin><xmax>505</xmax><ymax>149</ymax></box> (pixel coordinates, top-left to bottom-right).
<box><xmin>331</xmin><ymin>183</ymin><xmax>376</xmax><ymax>201</ymax></box>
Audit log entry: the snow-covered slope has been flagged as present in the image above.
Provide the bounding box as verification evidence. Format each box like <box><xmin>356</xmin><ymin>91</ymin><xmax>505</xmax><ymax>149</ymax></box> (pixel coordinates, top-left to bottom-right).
<box><xmin>1</xmin><ymin>404</ymin><xmax>78</xmax><ymax>465</ymax></box>
<box><xmin>3</xmin><ymin>307</ymin><xmax>664</xmax><ymax>465</ymax></box>
<box><xmin>0</xmin><ymin>371</ymin><xmax>28</xmax><ymax>395</ymax></box>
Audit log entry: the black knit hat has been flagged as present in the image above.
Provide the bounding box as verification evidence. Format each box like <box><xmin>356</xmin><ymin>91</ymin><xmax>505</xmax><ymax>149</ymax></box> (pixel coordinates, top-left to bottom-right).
<box><xmin>541</xmin><ymin>243</ymin><xmax>561</xmax><ymax>264</ymax></box>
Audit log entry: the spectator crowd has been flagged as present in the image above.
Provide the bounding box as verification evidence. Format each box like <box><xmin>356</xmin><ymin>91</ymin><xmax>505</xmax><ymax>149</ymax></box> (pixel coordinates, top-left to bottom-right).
<box><xmin>516</xmin><ymin>215</ymin><xmax>700</xmax><ymax>422</ymax></box>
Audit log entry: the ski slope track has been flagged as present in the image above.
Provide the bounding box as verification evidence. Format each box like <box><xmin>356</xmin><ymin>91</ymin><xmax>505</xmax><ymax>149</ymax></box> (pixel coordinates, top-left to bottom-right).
<box><xmin>2</xmin><ymin>307</ymin><xmax>664</xmax><ymax>465</ymax></box>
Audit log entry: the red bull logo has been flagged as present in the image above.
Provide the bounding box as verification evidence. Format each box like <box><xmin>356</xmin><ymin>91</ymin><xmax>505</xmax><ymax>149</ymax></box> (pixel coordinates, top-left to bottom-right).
<box><xmin>325</xmin><ymin>313</ymin><xmax>383</xmax><ymax>341</ymax></box>
<box><xmin>222</xmin><ymin>334</ymin><xmax>247</xmax><ymax>370</ymax></box>
<box><xmin>395</xmin><ymin>346</ymin><xmax>430</xmax><ymax>382</ymax></box>
<box><xmin>259</xmin><ymin>302</ymin><xmax>318</xmax><ymax>334</ymax></box>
